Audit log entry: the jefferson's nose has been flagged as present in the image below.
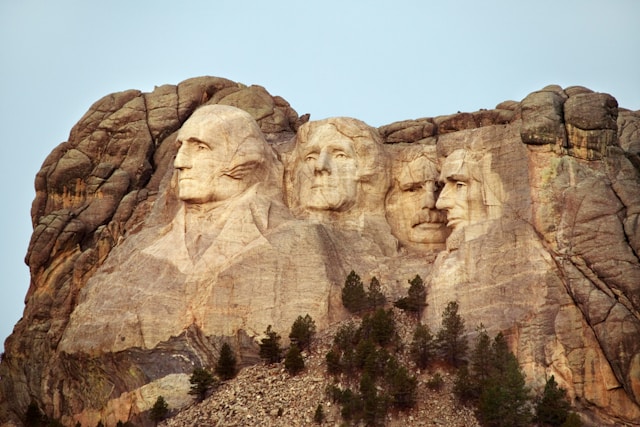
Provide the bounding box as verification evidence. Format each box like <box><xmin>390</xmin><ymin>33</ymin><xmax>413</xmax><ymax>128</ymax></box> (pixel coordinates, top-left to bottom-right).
<box><xmin>314</xmin><ymin>150</ymin><xmax>331</xmax><ymax>174</ymax></box>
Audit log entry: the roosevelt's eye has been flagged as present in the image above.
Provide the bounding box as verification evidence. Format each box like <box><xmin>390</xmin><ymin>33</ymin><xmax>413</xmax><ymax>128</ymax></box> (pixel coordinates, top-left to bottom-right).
<box><xmin>334</xmin><ymin>151</ymin><xmax>348</xmax><ymax>159</ymax></box>
<box><xmin>456</xmin><ymin>181</ymin><xmax>467</xmax><ymax>190</ymax></box>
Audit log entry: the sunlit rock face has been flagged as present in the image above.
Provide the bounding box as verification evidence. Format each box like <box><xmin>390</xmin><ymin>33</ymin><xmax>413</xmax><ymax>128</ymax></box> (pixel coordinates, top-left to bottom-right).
<box><xmin>1</xmin><ymin>79</ymin><xmax>639</xmax><ymax>427</ymax></box>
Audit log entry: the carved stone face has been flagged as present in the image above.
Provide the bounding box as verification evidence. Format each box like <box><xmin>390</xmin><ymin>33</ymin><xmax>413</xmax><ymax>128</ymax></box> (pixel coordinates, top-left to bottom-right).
<box><xmin>295</xmin><ymin>124</ymin><xmax>360</xmax><ymax>212</ymax></box>
<box><xmin>174</xmin><ymin>106</ymin><xmax>267</xmax><ymax>205</ymax></box>
<box><xmin>435</xmin><ymin>150</ymin><xmax>485</xmax><ymax>231</ymax></box>
<box><xmin>386</xmin><ymin>155</ymin><xmax>449</xmax><ymax>249</ymax></box>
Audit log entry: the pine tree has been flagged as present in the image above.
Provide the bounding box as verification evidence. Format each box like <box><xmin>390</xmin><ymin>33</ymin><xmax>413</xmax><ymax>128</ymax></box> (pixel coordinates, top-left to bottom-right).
<box><xmin>25</xmin><ymin>401</ymin><xmax>44</xmax><ymax>427</ymax></box>
<box><xmin>313</xmin><ymin>403</ymin><xmax>325</xmax><ymax>424</ymax></box>
<box><xmin>215</xmin><ymin>342</ymin><xmax>237</xmax><ymax>380</ymax></box>
<box><xmin>410</xmin><ymin>323</ymin><xmax>435</xmax><ymax>370</ymax></box>
<box><xmin>259</xmin><ymin>325</ymin><xmax>282</xmax><ymax>364</ymax></box>
<box><xmin>284</xmin><ymin>343</ymin><xmax>305</xmax><ymax>375</ymax></box>
<box><xmin>342</xmin><ymin>270</ymin><xmax>367</xmax><ymax>314</ymax></box>
<box><xmin>149</xmin><ymin>396</ymin><xmax>169</xmax><ymax>426</ymax></box>
<box><xmin>367</xmin><ymin>276</ymin><xmax>386</xmax><ymax>310</ymax></box>
<box><xmin>289</xmin><ymin>314</ymin><xmax>316</xmax><ymax>351</ymax></box>
<box><xmin>535</xmin><ymin>375</ymin><xmax>572</xmax><ymax>426</ymax></box>
<box><xmin>477</xmin><ymin>332</ymin><xmax>531</xmax><ymax>427</ymax></box>
<box><xmin>360</xmin><ymin>308</ymin><xmax>395</xmax><ymax>346</ymax></box>
<box><xmin>470</xmin><ymin>324</ymin><xmax>492</xmax><ymax>386</ymax></box>
<box><xmin>360</xmin><ymin>372</ymin><xmax>386</xmax><ymax>425</ymax></box>
<box><xmin>393</xmin><ymin>274</ymin><xmax>427</xmax><ymax>317</ymax></box>
<box><xmin>436</xmin><ymin>301</ymin><xmax>468</xmax><ymax>367</ymax></box>
<box><xmin>189</xmin><ymin>368</ymin><xmax>216</xmax><ymax>402</ymax></box>
<box><xmin>385</xmin><ymin>357</ymin><xmax>417</xmax><ymax>410</ymax></box>
<box><xmin>333</xmin><ymin>321</ymin><xmax>359</xmax><ymax>351</ymax></box>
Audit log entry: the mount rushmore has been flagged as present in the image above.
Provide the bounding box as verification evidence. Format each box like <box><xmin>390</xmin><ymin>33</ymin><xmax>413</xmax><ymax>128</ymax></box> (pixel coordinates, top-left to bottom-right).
<box><xmin>1</xmin><ymin>76</ymin><xmax>639</xmax><ymax>426</ymax></box>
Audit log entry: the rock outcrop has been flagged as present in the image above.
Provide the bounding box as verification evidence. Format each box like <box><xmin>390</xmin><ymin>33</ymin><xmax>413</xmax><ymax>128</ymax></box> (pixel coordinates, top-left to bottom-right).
<box><xmin>1</xmin><ymin>78</ymin><xmax>639</xmax><ymax>426</ymax></box>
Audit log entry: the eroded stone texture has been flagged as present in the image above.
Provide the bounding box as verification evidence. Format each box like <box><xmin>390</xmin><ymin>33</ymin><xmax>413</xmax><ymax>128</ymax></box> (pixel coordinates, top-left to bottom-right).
<box><xmin>1</xmin><ymin>81</ymin><xmax>640</xmax><ymax>427</ymax></box>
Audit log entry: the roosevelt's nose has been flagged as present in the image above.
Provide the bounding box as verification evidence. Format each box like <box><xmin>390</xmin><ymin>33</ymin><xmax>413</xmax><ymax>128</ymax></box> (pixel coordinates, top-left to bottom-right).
<box><xmin>421</xmin><ymin>184</ymin><xmax>437</xmax><ymax>209</ymax></box>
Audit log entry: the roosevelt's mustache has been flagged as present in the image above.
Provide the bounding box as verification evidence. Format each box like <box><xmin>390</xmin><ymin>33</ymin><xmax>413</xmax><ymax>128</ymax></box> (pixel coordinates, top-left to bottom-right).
<box><xmin>412</xmin><ymin>209</ymin><xmax>447</xmax><ymax>226</ymax></box>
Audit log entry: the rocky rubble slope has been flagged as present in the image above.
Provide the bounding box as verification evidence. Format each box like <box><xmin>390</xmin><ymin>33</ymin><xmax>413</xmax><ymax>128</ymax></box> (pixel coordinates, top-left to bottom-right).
<box><xmin>161</xmin><ymin>312</ymin><xmax>480</xmax><ymax>427</ymax></box>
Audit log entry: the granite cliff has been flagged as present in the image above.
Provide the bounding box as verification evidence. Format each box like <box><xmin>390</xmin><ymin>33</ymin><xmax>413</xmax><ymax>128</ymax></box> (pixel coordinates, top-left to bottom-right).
<box><xmin>1</xmin><ymin>76</ymin><xmax>639</xmax><ymax>426</ymax></box>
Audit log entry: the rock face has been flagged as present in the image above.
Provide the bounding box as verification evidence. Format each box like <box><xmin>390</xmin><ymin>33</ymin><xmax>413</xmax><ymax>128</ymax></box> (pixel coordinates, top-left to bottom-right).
<box><xmin>1</xmin><ymin>78</ymin><xmax>639</xmax><ymax>426</ymax></box>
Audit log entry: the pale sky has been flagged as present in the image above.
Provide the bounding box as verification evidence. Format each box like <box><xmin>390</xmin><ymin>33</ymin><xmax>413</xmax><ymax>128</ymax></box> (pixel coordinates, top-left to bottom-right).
<box><xmin>1</xmin><ymin>0</ymin><xmax>639</xmax><ymax>351</ymax></box>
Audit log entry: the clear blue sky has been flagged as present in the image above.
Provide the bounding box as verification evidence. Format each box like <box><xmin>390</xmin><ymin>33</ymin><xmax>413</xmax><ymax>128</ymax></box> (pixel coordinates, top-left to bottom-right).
<box><xmin>1</xmin><ymin>0</ymin><xmax>638</xmax><ymax>351</ymax></box>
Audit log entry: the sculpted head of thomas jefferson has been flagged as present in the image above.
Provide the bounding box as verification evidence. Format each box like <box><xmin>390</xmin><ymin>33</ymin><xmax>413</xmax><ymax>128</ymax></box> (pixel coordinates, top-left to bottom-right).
<box><xmin>291</xmin><ymin>117</ymin><xmax>389</xmax><ymax>217</ymax></box>
<box><xmin>174</xmin><ymin>105</ymin><xmax>280</xmax><ymax>207</ymax></box>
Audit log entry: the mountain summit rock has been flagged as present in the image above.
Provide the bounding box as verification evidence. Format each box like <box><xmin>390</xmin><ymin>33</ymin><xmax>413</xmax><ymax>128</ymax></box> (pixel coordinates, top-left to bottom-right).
<box><xmin>1</xmin><ymin>78</ymin><xmax>639</xmax><ymax>426</ymax></box>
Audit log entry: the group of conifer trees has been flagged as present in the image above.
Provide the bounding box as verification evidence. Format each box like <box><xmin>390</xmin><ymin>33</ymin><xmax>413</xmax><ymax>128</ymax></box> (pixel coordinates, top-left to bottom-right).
<box><xmin>30</xmin><ymin>270</ymin><xmax>582</xmax><ymax>427</ymax></box>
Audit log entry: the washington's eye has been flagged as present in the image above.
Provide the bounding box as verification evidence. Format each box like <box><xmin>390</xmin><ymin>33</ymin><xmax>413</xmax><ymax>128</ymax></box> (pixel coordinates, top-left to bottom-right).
<box><xmin>197</xmin><ymin>143</ymin><xmax>209</xmax><ymax>151</ymax></box>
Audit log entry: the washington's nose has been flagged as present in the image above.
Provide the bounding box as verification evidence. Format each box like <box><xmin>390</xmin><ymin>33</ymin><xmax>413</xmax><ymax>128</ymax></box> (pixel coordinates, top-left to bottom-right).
<box><xmin>174</xmin><ymin>147</ymin><xmax>191</xmax><ymax>169</ymax></box>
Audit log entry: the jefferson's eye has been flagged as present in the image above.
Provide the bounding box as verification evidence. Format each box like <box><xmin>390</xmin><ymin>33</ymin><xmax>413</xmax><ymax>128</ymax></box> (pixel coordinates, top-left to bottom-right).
<box><xmin>406</xmin><ymin>183</ymin><xmax>423</xmax><ymax>193</ymax></box>
<box><xmin>305</xmin><ymin>154</ymin><xmax>318</xmax><ymax>162</ymax></box>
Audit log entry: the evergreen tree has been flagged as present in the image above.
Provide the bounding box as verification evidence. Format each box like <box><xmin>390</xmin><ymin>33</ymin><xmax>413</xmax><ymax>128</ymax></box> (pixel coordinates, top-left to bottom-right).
<box><xmin>385</xmin><ymin>358</ymin><xmax>417</xmax><ymax>410</ymax></box>
<box><xmin>259</xmin><ymin>325</ymin><xmax>282</xmax><ymax>363</ymax></box>
<box><xmin>25</xmin><ymin>401</ymin><xmax>44</xmax><ymax>427</ymax></box>
<box><xmin>436</xmin><ymin>301</ymin><xmax>468</xmax><ymax>367</ymax></box>
<box><xmin>367</xmin><ymin>276</ymin><xmax>386</xmax><ymax>310</ymax></box>
<box><xmin>393</xmin><ymin>274</ymin><xmax>427</xmax><ymax>316</ymax></box>
<box><xmin>535</xmin><ymin>375</ymin><xmax>572</xmax><ymax>426</ymax></box>
<box><xmin>189</xmin><ymin>367</ymin><xmax>216</xmax><ymax>402</ymax></box>
<box><xmin>284</xmin><ymin>343</ymin><xmax>305</xmax><ymax>375</ymax></box>
<box><xmin>342</xmin><ymin>270</ymin><xmax>367</xmax><ymax>314</ymax></box>
<box><xmin>289</xmin><ymin>314</ymin><xmax>316</xmax><ymax>351</ymax></box>
<box><xmin>360</xmin><ymin>372</ymin><xmax>386</xmax><ymax>426</ymax></box>
<box><xmin>149</xmin><ymin>396</ymin><xmax>169</xmax><ymax>426</ymax></box>
<box><xmin>313</xmin><ymin>403</ymin><xmax>325</xmax><ymax>424</ymax></box>
<box><xmin>477</xmin><ymin>333</ymin><xmax>531</xmax><ymax>427</ymax></box>
<box><xmin>453</xmin><ymin>365</ymin><xmax>476</xmax><ymax>403</ymax></box>
<box><xmin>360</xmin><ymin>308</ymin><xmax>396</xmax><ymax>347</ymax></box>
<box><xmin>470</xmin><ymin>324</ymin><xmax>492</xmax><ymax>386</ymax></box>
<box><xmin>325</xmin><ymin>347</ymin><xmax>342</xmax><ymax>375</ymax></box>
<box><xmin>333</xmin><ymin>321</ymin><xmax>359</xmax><ymax>351</ymax></box>
<box><xmin>215</xmin><ymin>342</ymin><xmax>237</xmax><ymax>380</ymax></box>
<box><xmin>410</xmin><ymin>323</ymin><xmax>435</xmax><ymax>370</ymax></box>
